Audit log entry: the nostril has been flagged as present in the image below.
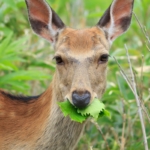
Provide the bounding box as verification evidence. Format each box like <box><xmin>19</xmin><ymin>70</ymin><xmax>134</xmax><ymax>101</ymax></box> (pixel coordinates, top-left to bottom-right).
<box><xmin>72</xmin><ymin>91</ymin><xmax>91</xmax><ymax>109</ymax></box>
<box><xmin>72</xmin><ymin>91</ymin><xmax>90</xmax><ymax>100</ymax></box>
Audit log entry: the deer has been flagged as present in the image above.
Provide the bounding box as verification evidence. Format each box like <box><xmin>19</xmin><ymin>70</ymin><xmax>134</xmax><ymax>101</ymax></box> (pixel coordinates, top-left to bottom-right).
<box><xmin>0</xmin><ymin>0</ymin><xmax>134</xmax><ymax>149</ymax></box>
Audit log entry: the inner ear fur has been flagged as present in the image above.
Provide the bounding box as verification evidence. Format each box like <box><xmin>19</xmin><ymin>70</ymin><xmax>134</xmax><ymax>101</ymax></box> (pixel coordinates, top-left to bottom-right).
<box><xmin>25</xmin><ymin>0</ymin><xmax>65</xmax><ymax>43</ymax></box>
<box><xmin>97</xmin><ymin>0</ymin><xmax>134</xmax><ymax>42</ymax></box>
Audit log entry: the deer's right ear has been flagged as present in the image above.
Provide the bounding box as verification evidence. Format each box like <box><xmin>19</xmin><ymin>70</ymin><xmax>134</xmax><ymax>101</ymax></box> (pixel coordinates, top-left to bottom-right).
<box><xmin>25</xmin><ymin>0</ymin><xmax>65</xmax><ymax>43</ymax></box>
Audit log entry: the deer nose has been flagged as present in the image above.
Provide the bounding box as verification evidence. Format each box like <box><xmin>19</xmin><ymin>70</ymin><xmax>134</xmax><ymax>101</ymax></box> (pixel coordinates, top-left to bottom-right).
<box><xmin>72</xmin><ymin>91</ymin><xmax>91</xmax><ymax>109</ymax></box>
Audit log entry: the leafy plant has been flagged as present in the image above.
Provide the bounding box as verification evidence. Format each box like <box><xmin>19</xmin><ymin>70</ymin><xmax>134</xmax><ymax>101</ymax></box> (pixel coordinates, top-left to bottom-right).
<box><xmin>0</xmin><ymin>32</ymin><xmax>52</xmax><ymax>94</ymax></box>
<box><xmin>58</xmin><ymin>98</ymin><xmax>110</xmax><ymax>123</ymax></box>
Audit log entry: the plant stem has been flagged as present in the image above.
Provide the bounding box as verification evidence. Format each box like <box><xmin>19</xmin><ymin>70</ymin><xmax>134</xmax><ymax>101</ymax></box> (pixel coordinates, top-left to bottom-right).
<box><xmin>113</xmin><ymin>45</ymin><xmax>149</xmax><ymax>150</ymax></box>
<box><xmin>124</xmin><ymin>44</ymin><xmax>148</xmax><ymax>150</ymax></box>
<box><xmin>120</xmin><ymin>99</ymin><xmax>126</xmax><ymax>150</ymax></box>
<box><xmin>91</xmin><ymin>119</ymin><xmax>110</xmax><ymax>150</ymax></box>
<box><xmin>133</xmin><ymin>13</ymin><xmax>150</xmax><ymax>52</ymax></box>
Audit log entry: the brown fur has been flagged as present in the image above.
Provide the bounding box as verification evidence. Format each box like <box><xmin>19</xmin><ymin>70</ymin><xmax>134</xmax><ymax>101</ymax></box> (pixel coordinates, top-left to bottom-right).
<box><xmin>0</xmin><ymin>0</ymin><xmax>134</xmax><ymax>149</ymax></box>
<box><xmin>0</xmin><ymin>27</ymin><xmax>108</xmax><ymax>150</ymax></box>
<box><xmin>54</xmin><ymin>27</ymin><xmax>110</xmax><ymax>104</ymax></box>
<box><xmin>0</xmin><ymin>87</ymin><xmax>52</xmax><ymax>149</ymax></box>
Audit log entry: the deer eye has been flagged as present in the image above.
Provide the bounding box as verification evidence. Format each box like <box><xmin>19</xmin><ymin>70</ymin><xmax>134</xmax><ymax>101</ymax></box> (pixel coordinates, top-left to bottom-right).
<box><xmin>99</xmin><ymin>54</ymin><xmax>109</xmax><ymax>64</ymax></box>
<box><xmin>54</xmin><ymin>56</ymin><xmax>64</xmax><ymax>65</ymax></box>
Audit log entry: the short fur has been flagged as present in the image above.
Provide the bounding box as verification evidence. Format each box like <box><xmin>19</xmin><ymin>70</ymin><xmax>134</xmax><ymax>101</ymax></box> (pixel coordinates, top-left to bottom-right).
<box><xmin>0</xmin><ymin>0</ymin><xmax>134</xmax><ymax>149</ymax></box>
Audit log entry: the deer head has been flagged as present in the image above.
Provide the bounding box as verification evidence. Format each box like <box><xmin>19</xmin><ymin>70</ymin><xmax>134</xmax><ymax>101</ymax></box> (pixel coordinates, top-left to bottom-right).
<box><xmin>26</xmin><ymin>0</ymin><xmax>134</xmax><ymax>109</ymax></box>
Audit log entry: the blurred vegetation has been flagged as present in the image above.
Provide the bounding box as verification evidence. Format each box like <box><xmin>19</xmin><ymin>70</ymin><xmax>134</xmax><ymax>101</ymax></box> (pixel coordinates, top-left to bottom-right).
<box><xmin>0</xmin><ymin>0</ymin><xmax>150</xmax><ymax>150</ymax></box>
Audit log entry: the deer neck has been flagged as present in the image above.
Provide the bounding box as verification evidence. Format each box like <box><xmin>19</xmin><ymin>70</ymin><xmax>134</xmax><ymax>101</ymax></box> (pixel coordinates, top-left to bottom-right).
<box><xmin>36</xmin><ymin>75</ymin><xmax>86</xmax><ymax>150</ymax></box>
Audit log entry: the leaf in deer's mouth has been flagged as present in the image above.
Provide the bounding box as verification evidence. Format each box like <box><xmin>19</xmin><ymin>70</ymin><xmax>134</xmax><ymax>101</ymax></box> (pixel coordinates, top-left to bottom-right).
<box><xmin>58</xmin><ymin>98</ymin><xmax>111</xmax><ymax>123</ymax></box>
<box><xmin>77</xmin><ymin>98</ymin><xmax>105</xmax><ymax>120</ymax></box>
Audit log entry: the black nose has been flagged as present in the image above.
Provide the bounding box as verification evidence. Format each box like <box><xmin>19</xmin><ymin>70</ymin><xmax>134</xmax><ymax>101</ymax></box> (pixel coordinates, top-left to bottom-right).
<box><xmin>72</xmin><ymin>91</ymin><xmax>91</xmax><ymax>109</ymax></box>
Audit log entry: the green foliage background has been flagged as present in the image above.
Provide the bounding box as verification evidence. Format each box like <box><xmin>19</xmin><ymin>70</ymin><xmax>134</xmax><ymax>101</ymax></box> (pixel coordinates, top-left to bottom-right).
<box><xmin>0</xmin><ymin>0</ymin><xmax>150</xmax><ymax>149</ymax></box>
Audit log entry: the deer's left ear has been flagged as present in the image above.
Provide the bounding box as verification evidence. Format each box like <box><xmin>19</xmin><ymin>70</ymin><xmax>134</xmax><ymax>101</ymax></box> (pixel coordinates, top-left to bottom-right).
<box><xmin>97</xmin><ymin>0</ymin><xmax>134</xmax><ymax>43</ymax></box>
<box><xmin>25</xmin><ymin>0</ymin><xmax>65</xmax><ymax>43</ymax></box>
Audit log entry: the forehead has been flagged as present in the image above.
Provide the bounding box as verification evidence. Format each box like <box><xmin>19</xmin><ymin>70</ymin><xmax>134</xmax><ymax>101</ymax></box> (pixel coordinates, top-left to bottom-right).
<box><xmin>55</xmin><ymin>27</ymin><xmax>110</xmax><ymax>57</ymax></box>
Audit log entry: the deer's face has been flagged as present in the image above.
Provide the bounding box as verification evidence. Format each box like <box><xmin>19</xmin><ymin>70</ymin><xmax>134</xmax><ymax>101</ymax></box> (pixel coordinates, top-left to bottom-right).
<box><xmin>54</xmin><ymin>27</ymin><xmax>109</xmax><ymax>108</ymax></box>
<box><xmin>26</xmin><ymin>0</ymin><xmax>134</xmax><ymax>108</ymax></box>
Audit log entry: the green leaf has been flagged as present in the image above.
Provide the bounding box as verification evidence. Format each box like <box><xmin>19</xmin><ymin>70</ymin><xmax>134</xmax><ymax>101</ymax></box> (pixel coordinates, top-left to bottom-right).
<box><xmin>30</xmin><ymin>61</ymin><xmax>55</xmax><ymax>71</ymax></box>
<box><xmin>0</xmin><ymin>70</ymin><xmax>51</xmax><ymax>84</ymax></box>
<box><xmin>0</xmin><ymin>80</ymin><xmax>30</xmax><ymax>94</ymax></box>
<box><xmin>0</xmin><ymin>62</ymin><xmax>18</xmax><ymax>71</ymax></box>
<box><xmin>77</xmin><ymin>98</ymin><xmax>105</xmax><ymax>120</ymax></box>
<box><xmin>58</xmin><ymin>99</ymin><xmax>110</xmax><ymax>123</ymax></box>
<box><xmin>5</xmin><ymin>0</ymin><xmax>16</xmax><ymax>9</ymax></box>
<box><xmin>0</xmin><ymin>32</ymin><xmax>13</xmax><ymax>55</ymax></box>
<box><xmin>99</xmin><ymin>109</ymin><xmax>111</xmax><ymax>119</ymax></box>
<box><xmin>58</xmin><ymin>101</ymin><xmax>87</xmax><ymax>123</ymax></box>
